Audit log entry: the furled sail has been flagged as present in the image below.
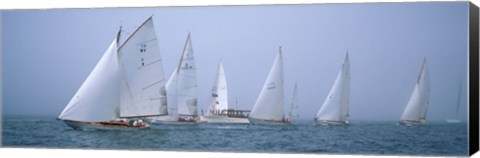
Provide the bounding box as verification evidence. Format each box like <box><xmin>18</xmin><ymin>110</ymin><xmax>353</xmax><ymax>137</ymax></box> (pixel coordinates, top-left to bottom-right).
<box><xmin>209</xmin><ymin>61</ymin><xmax>229</xmax><ymax>113</ymax></box>
<box><xmin>249</xmin><ymin>47</ymin><xmax>285</xmax><ymax>122</ymax></box>
<box><xmin>117</xmin><ymin>16</ymin><xmax>168</xmax><ymax>117</ymax></box>
<box><xmin>400</xmin><ymin>58</ymin><xmax>430</xmax><ymax>123</ymax></box>
<box><xmin>58</xmin><ymin>39</ymin><xmax>121</xmax><ymax>122</ymax></box>
<box><xmin>166</xmin><ymin>33</ymin><xmax>198</xmax><ymax>116</ymax></box>
<box><xmin>315</xmin><ymin>53</ymin><xmax>350</xmax><ymax>122</ymax></box>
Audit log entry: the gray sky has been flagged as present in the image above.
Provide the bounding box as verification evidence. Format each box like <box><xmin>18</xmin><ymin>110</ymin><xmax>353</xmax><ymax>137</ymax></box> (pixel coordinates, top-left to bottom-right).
<box><xmin>2</xmin><ymin>2</ymin><xmax>469</xmax><ymax>121</ymax></box>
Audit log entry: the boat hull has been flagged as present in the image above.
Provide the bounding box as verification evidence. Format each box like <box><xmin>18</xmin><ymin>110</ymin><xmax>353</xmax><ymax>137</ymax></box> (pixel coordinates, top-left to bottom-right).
<box><xmin>446</xmin><ymin>119</ymin><xmax>461</xmax><ymax>123</ymax></box>
<box><xmin>248</xmin><ymin>118</ymin><xmax>290</xmax><ymax>125</ymax></box>
<box><xmin>155</xmin><ymin>120</ymin><xmax>207</xmax><ymax>125</ymax></box>
<box><xmin>150</xmin><ymin>115</ymin><xmax>206</xmax><ymax>124</ymax></box>
<box><xmin>200</xmin><ymin>115</ymin><xmax>250</xmax><ymax>124</ymax></box>
<box><xmin>399</xmin><ymin>120</ymin><xmax>425</xmax><ymax>125</ymax></box>
<box><xmin>62</xmin><ymin>120</ymin><xmax>150</xmax><ymax>130</ymax></box>
<box><xmin>314</xmin><ymin>120</ymin><xmax>349</xmax><ymax>125</ymax></box>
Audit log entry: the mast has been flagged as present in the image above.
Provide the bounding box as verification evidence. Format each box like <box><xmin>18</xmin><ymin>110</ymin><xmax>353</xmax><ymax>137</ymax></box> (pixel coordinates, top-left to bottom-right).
<box><xmin>342</xmin><ymin>52</ymin><xmax>350</xmax><ymax>121</ymax></box>
<box><xmin>116</xmin><ymin>26</ymin><xmax>122</xmax><ymax>45</ymax></box>
<box><xmin>235</xmin><ymin>97</ymin><xmax>239</xmax><ymax>110</ymax></box>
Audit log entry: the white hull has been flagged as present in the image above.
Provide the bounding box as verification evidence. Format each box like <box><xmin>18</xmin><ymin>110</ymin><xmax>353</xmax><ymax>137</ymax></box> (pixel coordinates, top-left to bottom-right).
<box><xmin>314</xmin><ymin>120</ymin><xmax>349</xmax><ymax>125</ymax></box>
<box><xmin>150</xmin><ymin>115</ymin><xmax>206</xmax><ymax>124</ymax></box>
<box><xmin>399</xmin><ymin>120</ymin><xmax>424</xmax><ymax>126</ymax></box>
<box><xmin>200</xmin><ymin>115</ymin><xmax>250</xmax><ymax>124</ymax></box>
<box><xmin>154</xmin><ymin>120</ymin><xmax>206</xmax><ymax>125</ymax></box>
<box><xmin>446</xmin><ymin>119</ymin><xmax>461</xmax><ymax>123</ymax></box>
<box><xmin>62</xmin><ymin>120</ymin><xmax>149</xmax><ymax>130</ymax></box>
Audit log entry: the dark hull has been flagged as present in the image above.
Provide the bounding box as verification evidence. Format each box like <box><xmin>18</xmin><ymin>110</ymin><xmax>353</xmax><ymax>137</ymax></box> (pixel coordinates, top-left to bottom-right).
<box><xmin>248</xmin><ymin>118</ymin><xmax>291</xmax><ymax>125</ymax></box>
<box><xmin>63</xmin><ymin>120</ymin><xmax>150</xmax><ymax>130</ymax></box>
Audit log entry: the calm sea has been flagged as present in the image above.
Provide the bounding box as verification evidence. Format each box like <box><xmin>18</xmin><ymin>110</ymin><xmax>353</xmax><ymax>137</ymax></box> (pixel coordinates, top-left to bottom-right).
<box><xmin>1</xmin><ymin>116</ymin><xmax>469</xmax><ymax>156</ymax></box>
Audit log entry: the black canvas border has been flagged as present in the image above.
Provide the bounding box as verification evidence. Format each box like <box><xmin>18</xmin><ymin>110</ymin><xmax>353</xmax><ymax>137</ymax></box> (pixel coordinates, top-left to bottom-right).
<box><xmin>469</xmin><ymin>1</ymin><xmax>479</xmax><ymax>156</ymax></box>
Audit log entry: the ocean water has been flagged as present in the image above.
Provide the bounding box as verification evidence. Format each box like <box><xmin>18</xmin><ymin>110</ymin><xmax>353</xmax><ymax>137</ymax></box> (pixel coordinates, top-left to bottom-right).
<box><xmin>2</xmin><ymin>116</ymin><xmax>469</xmax><ymax>156</ymax></box>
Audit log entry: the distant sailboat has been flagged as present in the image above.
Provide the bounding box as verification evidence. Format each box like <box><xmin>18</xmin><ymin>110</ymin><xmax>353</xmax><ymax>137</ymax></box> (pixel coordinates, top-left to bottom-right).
<box><xmin>285</xmin><ymin>83</ymin><xmax>300</xmax><ymax>123</ymax></box>
<box><xmin>315</xmin><ymin>53</ymin><xmax>350</xmax><ymax>125</ymax></box>
<box><xmin>446</xmin><ymin>78</ymin><xmax>462</xmax><ymax>123</ymax></box>
<box><xmin>209</xmin><ymin>61</ymin><xmax>229</xmax><ymax>113</ymax></box>
<box><xmin>399</xmin><ymin>58</ymin><xmax>430</xmax><ymax>125</ymax></box>
<box><xmin>200</xmin><ymin>61</ymin><xmax>250</xmax><ymax>124</ymax></box>
<box><xmin>249</xmin><ymin>47</ymin><xmax>289</xmax><ymax>125</ymax></box>
<box><xmin>58</xmin><ymin>16</ymin><xmax>167</xmax><ymax>129</ymax></box>
<box><xmin>154</xmin><ymin>33</ymin><xmax>205</xmax><ymax>124</ymax></box>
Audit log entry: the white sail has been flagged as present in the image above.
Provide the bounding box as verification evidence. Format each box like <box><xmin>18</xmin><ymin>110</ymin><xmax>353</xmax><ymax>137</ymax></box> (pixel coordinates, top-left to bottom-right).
<box><xmin>209</xmin><ymin>61</ymin><xmax>229</xmax><ymax>113</ymax></box>
<box><xmin>166</xmin><ymin>33</ymin><xmax>198</xmax><ymax>116</ymax></box>
<box><xmin>400</xmin><ymin>58</ymin><xmax>430</xmax><ymax>123</ymax></box>
<box><xmin>58</xmin><ymin>39</ymin><xmax>121</xmax><ymax>122</ymax></box>
<box><xmin>287</xmin><ymin>83</ymin><xmax>300</xmax><ymax>120</ymax></box>
<box><xmin>249</xmin><ymin>47</ymin><xmax>285</xmax><ymax>121</ymax></box>
<box><xmin>453</xmin><ymin>79</ymin><xmax>462</xmax><ymax>120</ymax></box>
<box><xmin>117</xmin><ymin>17</ymin><xmax>168</xmax><ymax>117</ymax></box>
<box><xmin>315</xmin><ymin>53</ymin><xmax>350</xmax><ymax>122</ymax></box>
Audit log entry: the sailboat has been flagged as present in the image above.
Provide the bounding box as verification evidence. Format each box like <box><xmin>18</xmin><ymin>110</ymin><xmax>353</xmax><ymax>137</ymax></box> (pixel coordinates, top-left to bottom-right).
<box><xmin>314</xmin><ymin>53</ymin><xmax>350</xmax><ymax>125</ymax></box>
<box><xmin>399</xmin><ymin>58</ymin><xmax>430</xmax><ymax>125</ymax></box>
<box><xmin>199</xmin><ymin>61</ymin><xmax>250</xmax><ymax>124</ymax></box>
<box><xmin>285</xmin><ymin>83</ymin><xmax>300</xmax><ymax>123</ymax></box>
<box><xmin>58</xmin><ymin>16</ymin><xmax>168</xmax><ymax>129</ymax></box>
<box><xmin>154</xmin><ymin>33</ymin><xmax>205</xmax><ymax>124</ymax></box>
<box><xmin>446</xmin><ymin>78</ymin><xmax>462</xmax><ymax>123</ymax></box>
<box><xmin>248</xmin><ymin>47</ymin><xmax>290</xmax><ymax>125</ymax></box>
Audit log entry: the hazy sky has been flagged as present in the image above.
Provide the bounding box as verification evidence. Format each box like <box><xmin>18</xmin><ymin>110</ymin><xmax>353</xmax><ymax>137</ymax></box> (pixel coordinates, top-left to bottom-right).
<box><xmin>2</xmin><ymin>2</ymin><xmax>469</xmax><ymax>121</ymax></box>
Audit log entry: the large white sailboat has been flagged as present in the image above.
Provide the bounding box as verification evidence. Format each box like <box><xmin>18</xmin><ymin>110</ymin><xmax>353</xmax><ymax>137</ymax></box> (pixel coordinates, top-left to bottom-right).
<box><xmin>399</xmin><ymin>58</ymin><xmax>430</xmax><ymax>125</ymax></box>
<box><xmin>446</xmin><ymin>78</ymin><xmax>462</xmax><ymax>123</ymax></box>
<box><xmin>315</xmin><ymin>53</ymin><xmax>350</xmax><ymax>125</ymax></box>
<box><xmin>248</xmin><ymin>47</ymin><xmax>290</xmax><ymax>125</ymax></box>
<box><xmin>58</xmin><ymin>16</ymin><xmax>168</xmax><ymax>129</ymax></box>
<box><xmin>199</xmin><ymin>61</ymin><xmax>250</xmax><ymax>124</ymax></box>
<box><xmin>154</xmin><ymin>33</ymin><xmax>205</xmax><ymax>124</ymax></box>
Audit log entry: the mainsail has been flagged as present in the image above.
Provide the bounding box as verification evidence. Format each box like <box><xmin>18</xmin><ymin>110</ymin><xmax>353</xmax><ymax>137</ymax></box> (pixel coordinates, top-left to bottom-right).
<box><xmin>315</xmin><ymin>53</ymin><xmax>350</xmax><ymax>122</ymax></box>
<box><xmin>249</xmin><ymin>47</ymin><xmax>285</xmax><ymax>122</ymax></box>
<box><xmin>59</xmin><ymin>39</ymin><xmax>121</xmax><ymax>122</ymax></box>
<box><xmin>166</xmin><ymin>33</ymin><xmax>198</xmax><ymax>116</ymax></box>
<box><xmin>117</xmin><ymin>16</ymin><xmax>168</xmax><ymax>117</ymax></box>
<box><xmin>400</xmin><ymin>58</ymin><xmax>430</xmax><ymax>124</ymax></box>
<box><xmin>209</xmin><ymin>61</ymin><xmax>229</xmax><ymax>113</ymax></box>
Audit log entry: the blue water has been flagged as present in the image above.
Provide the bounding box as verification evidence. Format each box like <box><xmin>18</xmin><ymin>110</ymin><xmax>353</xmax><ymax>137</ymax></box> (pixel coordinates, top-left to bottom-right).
<box><xmin>2</xmin><ymin>116</ymin><xmax>469</xmax><ymax>156</ymax></box>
